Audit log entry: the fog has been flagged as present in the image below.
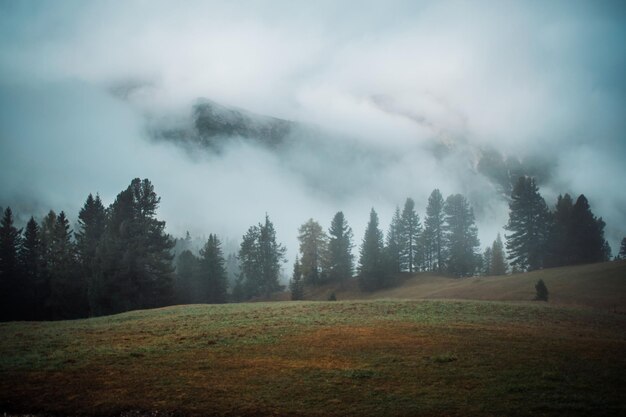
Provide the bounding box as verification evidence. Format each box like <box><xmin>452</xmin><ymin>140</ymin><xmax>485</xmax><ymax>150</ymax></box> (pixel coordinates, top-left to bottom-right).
<box><xmin>1</xmin><ymin>1</ymin><xmax>625</xmax><ymax>270</ymax></box>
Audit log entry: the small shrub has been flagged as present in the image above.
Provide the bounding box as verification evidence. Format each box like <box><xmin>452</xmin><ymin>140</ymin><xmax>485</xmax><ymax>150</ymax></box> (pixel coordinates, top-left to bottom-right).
<box><xmin>432</xmin><ymin>353</ymin><xmax>457</xmax><ymax>364</ymax></box>
<box><xmin>534</xmin><ymin>279</ymin><xmax>549</xmax><ymax>301</ymax></box>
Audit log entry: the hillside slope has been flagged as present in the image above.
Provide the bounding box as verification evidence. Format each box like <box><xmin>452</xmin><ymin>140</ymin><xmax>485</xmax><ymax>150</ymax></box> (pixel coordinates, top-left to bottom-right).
<box><xmin>305</xmin><ymin>261</ymin><xmax>626</xmax><ymax>311</ymax></box>
<box><xmin>1</xmin><ymin>300</ymin><xmax>625</xmax><ymax>416</ymax></box>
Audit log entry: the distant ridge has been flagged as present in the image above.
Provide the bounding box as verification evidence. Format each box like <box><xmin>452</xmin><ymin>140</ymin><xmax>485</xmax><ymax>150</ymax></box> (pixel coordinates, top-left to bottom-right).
<box><xmin>151</xmin><ymin>98</ymin><xmax>295</xmax><ymax>151</ymax></box>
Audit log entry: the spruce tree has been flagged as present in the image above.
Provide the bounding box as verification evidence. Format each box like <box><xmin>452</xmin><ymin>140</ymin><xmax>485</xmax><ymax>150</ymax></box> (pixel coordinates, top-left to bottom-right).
<box><xmin>197</xmin><ymin>234</ymin><xmax>228</xmax><ymax>304</ymax></box>
<box><xmin>618</xmin><ymin>238</ymin><xmax>626</xmax><ymax>260</ymax></box>
<box><xmin>399</xmin><ymin>198</ymin><xmax>422</xmax><ymax>273</ymax></box>
<box><xmin>0</xmin><ymin>207</ymin><xmax>22</xmax><ymax>321</ymax></box>
<box><xmin>18</xmin><ymin>217</ymin><xmax>43</xmax><ymax>319</ymax></box>
<box><xmin>358</xmin><ymin>208</ymin><xmax>386</xmax><ymax>291</ymax></box>
<box><xmin>298</xmin><ymin>219</ymin><xmax>328</xmax><ymax>285</ymax></box>
<box><xmin>38</xmin><ymin>210</ymin><xmax>57</xmax><ymax>319</ymax></box>
<box><xmin>423</xmin><ymin>189</ymin><xmax>446</xmax><ymax>273</ymax></box>
<box><xmin>289</xmin><ymin>256</ymin><xmax>304</xmax><ymax>301</ymax></box>
<box><xmin>175</xmin><ymin>249</ymin><xmax>199</xmax><ymax>304</ymax></box>
<box><xmin>92</xmin><ymin>179</ymin><xmax>175</xmax><ymax>316</ymax></box>
<box><xmin>327</xmin><ymin>211</ymin><xmax>354</xmax><ymax>286</ymax></box>
<box><xmin>238</xmin><ymin>214</ymin><xmax>286</xmax><ymax>299</ymax></box>
<box><xmin>238</xmin><ymin>225</ymin><xmax>262</xmax><ymax>299</ymax></box>
<box><xmin>569</xmin><ymin>195</ymin><xmax>607</xmax><ymax>265</ymax></box>
<box><xmin>545</xmin><ymin>194</ymin><xmax>574</xmax><ymax>268</ymax></box>
<box><xmin>443</xmin><ymin>194</ymin><xmax>480</xmax><ymax>277</ymax></box>
<box><xmin>76</xmin><ymin>193</ymin><xmax>106</xmax><ymax>315</ymax></box>
<box><xmin>505</xmin><ymin>177</ymin><xmax>551</xmax><ymax>271</ymax></box>
<box><xmin>385</xmin><ymin>207</ymin><xmax>402</xmax><ymax>274</ymax></box>
<box><xmin>491</xmin><ymin>233</ymin><xmax>508</xmax><ymax>275</ymax></box>
<box><xmin>47</xmin><ymin>211</ymin><xmax>86</xmax><ymax>319</ymax></box>
<box><xmin>258</xmin><ymin>214</ymin><xmax>287</xmax><ymax>296</ymax></box>
<box><xmin>601</xmin><ymin>241</ymin><xmax>612</xmax><ymax>261</ymax></box>
<box><xmin>482</xmin><ymin>247</ymin><xmax>493</xmax><ymax>276</ymax></box>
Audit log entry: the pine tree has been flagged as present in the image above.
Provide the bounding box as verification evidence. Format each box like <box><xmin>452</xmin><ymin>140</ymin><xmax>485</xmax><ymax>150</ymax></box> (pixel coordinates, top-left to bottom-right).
<box><xmin>491</xmin><ymin>233</ymin><xmax>508</xmax><ymax>275</ymax></box>
<box><xmin>618</xmin><ymin>238</ymin><xmax>626</xmax><ymax>260</ymax></box>
<box><xmin>505</xmin><ymin>177</ymin><xmax>551</xmax><ymax>271</ymax></box>
<box><xmin>47</xmin><ymin>211</ymin><xmax>86</xmax><ymax>319</ymax></box>
<box><xmin>423</xmin><ymin>189</ymin><xmax>446</xmax><ymax>273</ymax></box>
<box><xmin>545</xmin><ymin>194</ymin><xmax>574</xmax><ymax>268</ymax></box>
<box><xmin>197</xmin><ymin>234</ymin><xmax>228</xmax><ymax>304</ymax></box>
<box><xmin>76</xmin><ymin>193</ymin><xmax>106</xmax><ymax>315</ymax></box>
<box><xmin>444</xmin><ymin>194</ymin><xmax>480</xmax><ymax>277</ymax></box>
<box><xmin>18</xmin><ymin>217</ymin><xmax>43</xmax><ymax>319</ymax></box>
<box><xmin>399</xmin><ymin>198</ymin><xmax>422</xmax><ymax>273</ymax></box>
<box><xmin>289</xmin><ymin>256</ymin><xmax>304</xmax><ymax>301</ymax></box>
<box><xmin>225</xmin><ymin>252</ymin><xmax>240</xmax><ymax>289</ymax></box>
<box><xmin>91</xmin><ymin>179</ymin><xmax>175</xmax><ymax>316</ymax></box>
<box><xmin>601</xmin><ymin>241</ymin><xmax>612</xmax><ymax>261</ymax></box>
<box><xmin>38</xmin><ymin>210</ymin><xmax>57</xmax><ymax>318</ymax></box>
<box><xmin>238</xmin><ymin>225</ymin><xmax>262</xmax><ymax>299</ymax></box>
<box><xmin>327</xmin><ymin>211</ymin><xmax>354</xmax><ymax>286</ymax></box>
<box><xmin>175</xmin><ymin>249</ymin><xmax>199</xmax><ymax>304</ymax></box>
<box><xmin>238</xmin><ymin>214</ymin><xmax>286</xmax><ymax>299</ymax></box>
<box><xmin>0</xmin><ymin>207</ymin><xmax>22</xmax><ymax>321</ymax></box>
<box><xmin>384</xmin><ymin>207</ymin><xmax>402</xmax><ymax>274</ymax></box>
<box><xmin>298</xmin><ymin>219</ymin><xmax>328</xmax><ymax>286</ymax></box>
<box><xmin>482</xmin><ymin>247</ymin><xmax>493</xmax><ymax>276</ymax></box>
<box><xmin>569</xmin><ymin>195</ymin><xmax>607</xmax><ymax>265</ymax></box>
<box><xmin>358</xmin><ymin>208</ymin><xmax>386</xmax><ymax>291</ymax></box>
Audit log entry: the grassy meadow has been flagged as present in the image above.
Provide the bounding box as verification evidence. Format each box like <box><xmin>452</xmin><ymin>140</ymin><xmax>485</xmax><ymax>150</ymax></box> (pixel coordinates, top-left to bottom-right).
<box><xmin>1</xmin><ymin>262</ymin><xmax>625</xmax><ymax>416</ymax></box>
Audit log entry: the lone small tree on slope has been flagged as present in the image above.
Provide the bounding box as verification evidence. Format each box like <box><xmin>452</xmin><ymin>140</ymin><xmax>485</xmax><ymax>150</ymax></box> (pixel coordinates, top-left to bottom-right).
<box><xmin>534</xmin><ymin>279</ymin><xmax>549</xmax><ymax>302</ymax></box>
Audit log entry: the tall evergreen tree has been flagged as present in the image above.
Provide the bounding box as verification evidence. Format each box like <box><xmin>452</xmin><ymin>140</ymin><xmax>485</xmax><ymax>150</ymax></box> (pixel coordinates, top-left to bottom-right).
<box><xmin>18</xmin><ymin>217</ymin><xmax>43</xmax><ymax>319</ymax></box>
<box><xmin>92</xmin><ymin>179</ymin><xmax>175</xmax><ymax>316</ymax></box>
<box><xmin>38</xmin><ymin>210</ymin><xmax>58</xmax><ymax>318</ymax></box>
<box><xmin>423</xmin><ymin>189</ymin><xmax>446</xmax><ymax>273</ymax></box>
<box><xmin>289</xmin><ymin>256</ymin><xmax>304</xmax><ymax>301</ymax></box>
<box><xmin>174</xmin><ymin>249</ymin><xmax>199</xmax><ymax>304</ymax></box>
<box><xmin>618</xmin><ymin>238</ymin><xmax>626</xmax><ymax>260</ymax></box>
<box><xmin>197</xmin><ymin>234</ymin><xmax>228</xmax><ymax>304</ymax></box>
<box><xmin>327</xmin><ymin>211</ymin><xmax>354</xmax><ymax>286</ymax></box>
<box><xmin>298</xmin><ymin>219</ymin><xmax>328</xmax><ymax>285</ymax></box>
<box><xmin>601</xmin><ymin>241</ymin><xmax>612</xmax><ymax>261</ymax></box>
<box><xmin>358</xmin><ymin>208</ymin><xmax>386</xmax><ymax>291</ymax></box>
<box><xmin>482</xmin><ymin>247</ymin><xmax>493</xmax><ymax>276</ymax></box>
<box><xmin>47</xmin><ymin>211</ymin><xmax>85</xmax><ymax>319</ymax></box>
<box><xmin>0</xmin><ymin>207</ymin><xmax>22</xmax><ymax>321</ymax></box>
<box><xmin>443</xmin><ymin>194</ymin><xmax>480</xmax><ymax>277</ymax></box>
<box><xmin>399</xmin><ymin>198</ymin><xmax>422</xmax><ymax>273</ymax></box>
<box><xmin>569</xmin><ymin>195</ymin><xmax>607</xmax><ymax>265</ymax></box>
<box><xmin>491</xmin><ymin>233</ymin><xmax>508</xmax><ymax>275</ymax></box>
<box><xmin>76</xmin><ymin>193</ymin><xmax>106</xmax><ymax>315</ymax></box>
<box><xmin>384</xmin><ymin>207</ymin><xmax>402</xmax><ymax>274</ymax></box>
<box><xmin>545</xmin><ymin>194</ymin><xmax>574</xmax><ymax>268</ymax></box>
<box><xmin>238</xmin><ymin>214</ymin><xmax>286</xmax><ymax>299</ymax></box>
<box><xmin>505</xmin><ymin>177</ymin><xmax>551</xmax><ymax>271</ymax></box>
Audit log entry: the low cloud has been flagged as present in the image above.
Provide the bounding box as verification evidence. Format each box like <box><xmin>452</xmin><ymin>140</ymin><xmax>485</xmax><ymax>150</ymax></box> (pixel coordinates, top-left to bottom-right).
<box><xmin>1</xmin><ymin>0</ymin><xmax>625</xmax><ymax>261</ymax></box>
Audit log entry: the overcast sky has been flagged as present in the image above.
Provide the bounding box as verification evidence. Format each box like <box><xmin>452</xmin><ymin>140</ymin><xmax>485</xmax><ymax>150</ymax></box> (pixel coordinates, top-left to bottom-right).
<box><xmin>1</xmin><ymin>0</ymin><xmax>625</xmax><ymax>264</ymax></box>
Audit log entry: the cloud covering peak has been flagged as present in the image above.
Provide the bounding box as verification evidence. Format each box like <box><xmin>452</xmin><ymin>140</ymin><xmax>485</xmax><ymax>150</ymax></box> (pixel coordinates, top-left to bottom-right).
<box><xmin>1</xmin><ymin>0</ymin><xmax>625</xmax><ymax>257</ymax></box>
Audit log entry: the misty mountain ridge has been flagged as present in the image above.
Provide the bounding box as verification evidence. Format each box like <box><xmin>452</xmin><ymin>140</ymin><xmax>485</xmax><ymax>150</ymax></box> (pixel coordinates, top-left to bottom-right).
<box><xmin>146</xmin><ymin>96</ymin><xmax>550</xmax><ymax>201</ymax></box>
<box><xmin>149</xmin><ymin>98</ymin><xmax>294</xmax><ymax>152</ymax></box>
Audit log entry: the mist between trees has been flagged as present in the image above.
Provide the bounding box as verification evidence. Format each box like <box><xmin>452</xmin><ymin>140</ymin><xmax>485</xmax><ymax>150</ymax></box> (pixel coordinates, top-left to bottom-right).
<box><xmin>0</xmin><ymin>176</ymin><xmax>619</xmax><ymax>321</ymax></box>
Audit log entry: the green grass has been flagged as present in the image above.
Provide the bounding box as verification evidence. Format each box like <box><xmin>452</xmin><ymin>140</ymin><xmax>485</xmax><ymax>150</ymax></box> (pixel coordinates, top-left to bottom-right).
<box><xmin>1</xmin><ymin>299</ymin><xmax>625</xmax><ymax>416</ymax></box>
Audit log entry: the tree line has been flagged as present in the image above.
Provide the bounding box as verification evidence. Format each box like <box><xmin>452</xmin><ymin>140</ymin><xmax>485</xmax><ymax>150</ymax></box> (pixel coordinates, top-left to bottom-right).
<box><xmin>0</xmin><ymin>176</ymin><xmax>622</xmax><ymax>321</ymax></box>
